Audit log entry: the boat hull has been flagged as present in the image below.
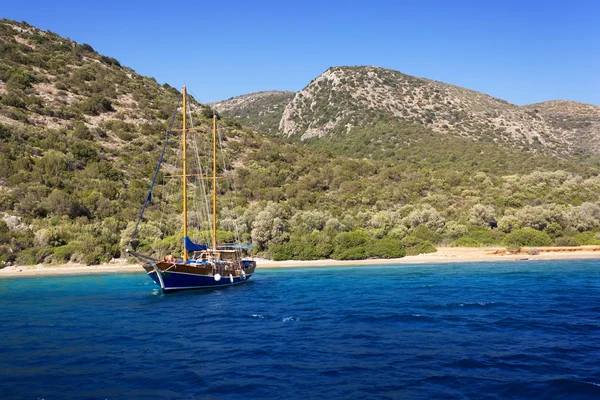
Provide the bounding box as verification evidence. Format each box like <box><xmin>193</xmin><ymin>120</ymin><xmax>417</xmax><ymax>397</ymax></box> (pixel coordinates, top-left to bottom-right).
<box><xmin>142</xmin><ymin>260</ymin><xmax>256</xmax><ymax>292</ymax></box>
<box><xmin>147</xmin><ymin>270</ymin><xmax>253</xmax><ymax>291</ymax></box>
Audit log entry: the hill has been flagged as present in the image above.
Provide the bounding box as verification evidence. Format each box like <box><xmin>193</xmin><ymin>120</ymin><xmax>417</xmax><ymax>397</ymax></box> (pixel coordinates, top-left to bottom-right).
<box><xmin>523</xmin><ymin>100</ymin><xmax>600</xmax><ymax>154</ymax></box>
<box><xmin>218</xmin><ymin>66</ymin><xmax>600</xmax><ymax>157</ymax></box>
<box><xmin>212</xmin><ymin>90</ymin><xmax>294</xmax><ymax>135</ymax></box>
<box><xmin>3</xmin><ymin>19</ymin><xmax>600</xmax><ymax>266</ymax></box>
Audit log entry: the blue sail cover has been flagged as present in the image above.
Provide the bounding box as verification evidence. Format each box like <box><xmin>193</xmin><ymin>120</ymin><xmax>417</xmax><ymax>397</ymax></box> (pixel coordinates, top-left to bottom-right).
<box><xmin>184</xmin><ymin>236</ymin><xmax>208</xmax><ymax>252</ymax></box>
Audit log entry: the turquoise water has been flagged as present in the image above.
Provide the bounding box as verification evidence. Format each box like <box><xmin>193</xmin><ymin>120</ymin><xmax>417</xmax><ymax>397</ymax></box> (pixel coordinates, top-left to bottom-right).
<box><xmin>1</xmin><ymin>260</ymin><xmax>600</xmax><ymax>399</ymax></box>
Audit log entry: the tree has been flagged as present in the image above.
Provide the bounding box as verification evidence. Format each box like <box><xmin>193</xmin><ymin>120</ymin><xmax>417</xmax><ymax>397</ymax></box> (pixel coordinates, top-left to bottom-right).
<box><xmin>469</xmin><ymin>204</ymin><xmax>497</xmax><ymax>228</ymax></box>
<box><xmin>497</xmin><ymin>215</ymin><xmax>521</xmax><ymax>233</ymax></box>
<box><xmin>251</xmin><ymin>203</ymin><xmax>289</xmax><ymax>250</ymax></box>
<box><xmin>564</xmin><ymin>203</ymin><xmax>600</xmax><ymax>232</ymax></box>
<box><xmin>502</xmin><ymin>228</ymin><xmax>553</xmax><ymax>248</ymax></box>
<box><xmin>403</xmin><ymin>207</ymin><xmax>445</xmax><ymax>233</ymax></box>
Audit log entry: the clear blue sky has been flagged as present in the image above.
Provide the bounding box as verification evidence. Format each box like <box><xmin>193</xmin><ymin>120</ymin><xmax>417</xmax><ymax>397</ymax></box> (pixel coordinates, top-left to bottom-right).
<box><xmin>3</xmin><ymin>0</ymin><xmax>599</xmax><ymax>105</ymax></box>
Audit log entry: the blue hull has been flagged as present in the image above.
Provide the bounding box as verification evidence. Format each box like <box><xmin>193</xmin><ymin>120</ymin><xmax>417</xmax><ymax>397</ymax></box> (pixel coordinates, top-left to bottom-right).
<box><xmin>147</xmin><ymin>270</ymin><xmax>252</xmax><ymax>291</ymax></box>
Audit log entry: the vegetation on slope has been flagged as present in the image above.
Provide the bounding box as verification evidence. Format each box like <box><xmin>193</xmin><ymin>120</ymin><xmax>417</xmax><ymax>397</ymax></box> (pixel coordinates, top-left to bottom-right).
<box><xmin>2</xmin><ymin>19</ymin><xmax>600</xmax><ymax>266</ymax></box>
<box><xmin>212</xmin><ymin>91</ymin><xmax>295</xmax><ymax>135</ymax></box>
<box><xmin>278</xmin><ymin>66</ymin><xmax>600</xmax><ymax>157</ymax></box>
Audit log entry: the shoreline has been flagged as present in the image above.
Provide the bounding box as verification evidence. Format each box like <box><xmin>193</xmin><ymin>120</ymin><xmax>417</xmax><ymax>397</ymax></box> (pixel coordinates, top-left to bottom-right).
<box><xmin>1</xmin><ymin>246</ymin><xmax>599</xmax><ymax>278</ymax></box>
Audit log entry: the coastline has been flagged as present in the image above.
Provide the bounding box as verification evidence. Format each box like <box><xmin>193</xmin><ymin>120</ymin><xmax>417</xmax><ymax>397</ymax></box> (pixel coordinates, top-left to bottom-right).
<box><xmin>1</xmin><ymin>246</ymin><xmax>600</xmax><ymax>278</ymax></box>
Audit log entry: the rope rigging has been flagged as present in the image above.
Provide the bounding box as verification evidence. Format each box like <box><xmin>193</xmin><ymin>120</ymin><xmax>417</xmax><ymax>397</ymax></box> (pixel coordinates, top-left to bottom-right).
<box><xmin>129</xmin><ymin>99</ymin><xmax>181</xmax><ymax>246</ymax></box>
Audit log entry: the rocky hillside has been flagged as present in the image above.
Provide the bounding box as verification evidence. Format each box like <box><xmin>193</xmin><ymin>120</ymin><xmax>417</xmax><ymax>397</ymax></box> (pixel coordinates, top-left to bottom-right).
<box><xmin>280</xmin><ymin>66</ymin><xmax>574</xmax><ymax>154</ymax></box>
<box><xmin>212</xmin><ymin>90</ymin><xmax>294</xmax><ymax>135</ymax></box>
<box><xmin>524</xmin><ymin>100</ymin><xmax>600</xmax><ymax>154</ymax></box>
<box><xmin>218</xmin><ymin>66</ymin><xmax>599</xmax><ymax>156</ymax></box>
<box><xmin>0</xmin><ymin>20</ymin><xmax>196</xmax><ymax>135</ymax></box>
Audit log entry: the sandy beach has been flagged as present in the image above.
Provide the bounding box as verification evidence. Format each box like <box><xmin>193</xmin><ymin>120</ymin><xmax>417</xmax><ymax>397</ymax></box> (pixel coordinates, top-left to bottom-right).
<box><xmin>1</xmin><ymin>246</ymin><xmax>599</xmax><ymax>278</ymax></box>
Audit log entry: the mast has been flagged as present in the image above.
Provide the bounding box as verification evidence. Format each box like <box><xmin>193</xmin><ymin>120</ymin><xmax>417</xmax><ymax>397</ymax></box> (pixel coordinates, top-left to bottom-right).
<box><xmin>182</xmin><ymin>85</ymin><xmax>188</xmax><ymax>262</ymax></box>
<box><xmin>212</xmin><ymin>114</ymin><xmax>218</xmax><ymax>251</ymax></box>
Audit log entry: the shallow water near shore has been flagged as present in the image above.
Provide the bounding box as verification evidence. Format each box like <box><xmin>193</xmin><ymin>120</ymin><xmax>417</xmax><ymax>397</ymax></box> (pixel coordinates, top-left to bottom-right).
<box><xmin>1</xmin><ymin>260</ymin><xmax>599</xmax><ymax>399</ymax></box>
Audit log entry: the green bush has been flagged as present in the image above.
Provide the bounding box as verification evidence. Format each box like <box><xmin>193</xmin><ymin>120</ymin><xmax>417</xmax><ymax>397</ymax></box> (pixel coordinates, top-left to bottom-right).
<box><xmin>271</xmin><ymin>242</ymin><xmax>294</xmax><ymax>261</ymax></box>
<box><xmin>502</xmin><ymin>228</ymin><xmax>553</xmax><ymax>248</ymax></box>
<box><xmin>467</xmin><ymin>228</ymin><xmax>504</xmax><ymax>245</ymax></box>
<box><xmin>334</xmin><ymin>230</ymin><xmax>370</xmax><ymax>248</ymax></box>
<box><xmin>333</xmin><ymin>245</ymin><xmax>369</xmax><ymax>260</ymax></box>
<box><xmin>401</xmin><ymin>235</ymin><xmax>437</xmax><ymax>256</ymax></box>
<box><xmin>6</xmin><ymin>68</ymin><xmax>36</xmax><ymax>89</ymax></box>
<box><xmin>452</xmin><ymin>228</ymin><xmax>505</xmax><ymax>247</ymax></box>
<box><xmin>271</xmin><ymin>233</ymin><xmax>333</xmax><ymax>261</ymax></box>
<box><xmin>70</xmin><ymin>141</ymin><xmax>98</xmax><ymax>163</ymax></box>
<box><xmin>573</xmin><ymin>231</ymin><xmax>600</xmax><ymax>245</ymax></box>
<box><xmin>15</xmin><ymin>248</ymin><xmax>38</xmax><ymax>265</ymax></box>
<box><xmin>450</xmin><ymin>237</ymin><xmax>483</xmax><ymax>247</ymax></box>
<box><xmin>369</xmin><ymin>236</ymin><xmax>406</xmax><ymax>258</ymax></box>
<box><xmin>544</xmin><ymin>222</ymin><xmax>563</xmax><ymax>238</ymax></box>
<box><xmin>79</xmin><ymin>95</ymin><xmax>114</xmax><ymax>116</ymax></box>
<box><xmin>412</xmin><ymin>224</ymin><xmax>443</xmax><ymax>244</ymax></box>
<box><xmin>0</xmin><ymin>124</ymin><xmax>11</xmax><ymax>140</ymax></box>
<box><xmin>1</xmin><ymin>90</ymin><xmax>27</xmax><ymax>109</ymax></box>
<box><xmin>332</xmin><ymin>230</ymin><xmax>370</xmax><ymax>259</ymax></box>
<box><xmin>554</xmin><ymin>236</ymin><xmax>579</xmax><ymax>247</ymax></box>
<box><xmin>0</xmin><ymin>220</ymin><xmax>10</xmax><ymax>245</ymax></box>
<box><xmin>52</xmin><ymin>243</ymin><xmax>81</xmax><ymax>262</ymax></box>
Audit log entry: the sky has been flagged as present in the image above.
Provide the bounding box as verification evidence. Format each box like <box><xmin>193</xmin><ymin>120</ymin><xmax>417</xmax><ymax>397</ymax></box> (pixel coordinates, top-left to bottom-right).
<box><xmin>3</xmin><ymin>0</ymin><xmax>599</xmax><ymax>105</ymax></box>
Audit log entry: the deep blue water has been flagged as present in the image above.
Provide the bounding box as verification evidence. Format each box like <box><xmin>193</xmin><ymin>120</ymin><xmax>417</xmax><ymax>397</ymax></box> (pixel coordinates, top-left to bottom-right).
<box><xmin>1</xmin><ymin>260</ymin><xmax>600</xmax><ymax>399</ymax></box>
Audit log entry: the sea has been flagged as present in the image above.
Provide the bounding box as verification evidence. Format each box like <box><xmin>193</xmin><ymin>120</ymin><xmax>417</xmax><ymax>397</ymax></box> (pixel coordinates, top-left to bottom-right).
<box><xmin>1</xmin><ymin>260</ymin><xmax>599</xmax><ymax>400</ymax></box>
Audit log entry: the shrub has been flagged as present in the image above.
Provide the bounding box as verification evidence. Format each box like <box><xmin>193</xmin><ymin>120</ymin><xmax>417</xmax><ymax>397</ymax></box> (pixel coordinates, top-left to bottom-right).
<box><xmin>497</xmin><ymin>215</ymin><xmax>521</xmax><ymax>233</ymax></box>
<box><xmin>52</xmin><ymin>243</ymin><xmax>80</xmax><ymax>262</ymax></box>
<box><xmin>271</xmin><ymin>233</ymin><xmax>333</xmax><ymax>261</ymax></box>
<box><xmin>452</xmin><ymin>228</ymin><xmax>504</xmax><ymax>247</ymax></box>
<box><xmin>0</xmin><ymin>221</ymin><xmax>10</xmax><ymax>245</ymax></box>
<box><xmin>100</xmin><ymin>55</ymin><xmax>121</xmax><ymax>67</ymax></box>
<box><xmin>15</xmin><ymin>248</ymin><xmax>38</xmax><ymax>265</ymax></box>
<box><xmin>444</xmin><ymin>221</ymin><xmax>468</xmax><ymax>240</ymax></box>
<box><xmin>544</xmin><ymin>222</ymin><xmax>563</xmax><ymax>238</ymax></box>
<box><xmin>331</xmin><ymin>230</ymin><xmax>371</xmax><ymax>260</ymax></box>
<box><xmin>79</xmin><ymin>95</ymin><xmax>114</xmax><ymax>116</ymax></box>
<box><xmin>71</xmin><ymin>234</ymin><xmax>106</xmax><ymax>265</ymax></box>
<box><xmin>6</xmin><ymin>68</ymin><xmax>36</xmax><ymax>89</ymax></box>
<box><xmin>34</xmin><ymin>227</ymin><xmax>67</xmax><ymax>247</ymax></box>
<box><xmin>554</xmin><ymin>236</ymin><xmax>579</xmax><ymax>247</ymax></box>
<box><xmin>502</xmin><ymin>228</ymin><xmax>553</xmax><ymax>248</ymax></box>
<box><xmin>369</xmin><ymin>237</ymin><xmax>406</xmax><ymax>258</ymax></box>
<box><xmin>469</xmin><ymin>204</ymin><xmax>497</xmax><ymax>228</ymax></box>
<box><xmin>403</xmin><ymin>207</ymin><xmax>445</xmax><ymax>233</ymax></box>
<box><xmin>412</xmin><ymin>224</ymin><xmax>443</xmax><ymax>244</ymax></box>
<box><xmin>573</xmin><ymin>231</ymin><xmax>600</xmax><ymax>246</ymax></box>
<box><xmin>0</xmin><ymin>124</ymin><xmax>11</xmax><ymax>140</ymax></box>
<box><xmin>333</xmin><ymin>230</ymin><xmax>370</xmax><ymax>249</ymax></box>
<box><xmin>271</xmin><ymin>243</ymin><xmax>294</xmax><ymax>261</ymax></box>
<box><xmin>1</xmin><ymin>90</ymin><xmax>27</xmax><ymax>109</ymax></box>
<box><xmin>70</xmin><ymin>140</ymin><xmax>98</xmax><ymax>163</ymax></box>
<box><xmin>401</xmin><ymin>235</ymin><xmax>436</xmax><ymax>256</ymax></box>
<box><xmin>334</xmin><ymin>245</ymin><xmax>369</xmax><ymax>260</ymax></box>
<box><xmin>450</xmin><ymin>237</ymin><xmax>483</xmax><ymax>247</ymax></box>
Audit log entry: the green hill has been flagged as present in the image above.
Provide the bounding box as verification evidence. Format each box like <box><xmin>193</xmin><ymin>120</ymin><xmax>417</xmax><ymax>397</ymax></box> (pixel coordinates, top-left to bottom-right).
<box><xmin>212</xmin><ymin>90</ymin><xmax>294</xmax><ymax>135</ymax></box>
<box><xmin>2</xmin><ymin>19</ymin><xmax>600</xmax><ymax>266</ymax></box>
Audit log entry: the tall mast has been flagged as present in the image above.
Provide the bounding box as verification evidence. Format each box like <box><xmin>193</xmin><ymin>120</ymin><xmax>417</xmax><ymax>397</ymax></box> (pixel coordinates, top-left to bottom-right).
<box><xmin>212</xmin><ymin>114</ymin><xmax>218</xmax><ymax>251</ymax></box>
<box><xmin>182</xmin><ymin>85</ymin><xmax>188</xmax><ymax>262</ymax></box>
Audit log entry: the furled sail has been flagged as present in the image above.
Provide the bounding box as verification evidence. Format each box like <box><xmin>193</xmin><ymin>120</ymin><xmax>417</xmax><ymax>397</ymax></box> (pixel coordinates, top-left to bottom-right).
<box><xmin>184</xmin><ymin>236</ymin><xmax>208</xmax><ymax>252</ymax></box>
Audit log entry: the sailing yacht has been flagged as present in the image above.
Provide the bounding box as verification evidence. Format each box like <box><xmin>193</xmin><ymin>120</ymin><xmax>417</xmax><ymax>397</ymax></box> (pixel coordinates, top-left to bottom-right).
<box><xmin>126</xmin><ymin>85</ymin><xmax>256</xmax><ymax>291</ymax></box>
